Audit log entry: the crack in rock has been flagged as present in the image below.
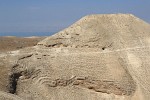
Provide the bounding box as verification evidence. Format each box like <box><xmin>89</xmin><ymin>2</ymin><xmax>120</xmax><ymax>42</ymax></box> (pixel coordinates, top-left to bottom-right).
<box><xmin>18</xmin><ymin>54</ymin><xmax>33</xmax><ymax>60</ymax></box>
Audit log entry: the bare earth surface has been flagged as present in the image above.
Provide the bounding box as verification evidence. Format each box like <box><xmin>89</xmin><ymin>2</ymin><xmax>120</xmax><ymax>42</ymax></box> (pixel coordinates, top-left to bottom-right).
<box><xmin>0</xmin><ymin>36</ymin><xmax>45</xmax><ymax>52</ymax></box>
<box><xmin>0</xmin><ymin>14</ymin><xmax>150</xmax><ymax>100</ymax></box>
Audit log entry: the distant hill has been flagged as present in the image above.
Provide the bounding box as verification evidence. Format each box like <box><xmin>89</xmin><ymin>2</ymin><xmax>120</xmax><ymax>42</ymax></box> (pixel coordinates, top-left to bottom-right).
<box><xmin>0</xmin><ymin>36</ymin><xmax>45</xmax><ymax>52</ymax></box>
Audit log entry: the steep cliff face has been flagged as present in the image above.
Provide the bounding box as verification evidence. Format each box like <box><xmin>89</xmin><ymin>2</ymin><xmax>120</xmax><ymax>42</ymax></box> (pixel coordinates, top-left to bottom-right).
<box><xmin>0</xmin><ymin>14</ymin><xmax>150</xmax><ymax>100</ymax></box>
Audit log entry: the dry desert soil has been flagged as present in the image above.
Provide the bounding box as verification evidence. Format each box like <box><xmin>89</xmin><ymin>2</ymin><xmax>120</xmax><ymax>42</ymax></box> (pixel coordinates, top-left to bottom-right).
<box><xmin>0</xmin><ymin>36</ymin><xmax>45</xmax><ymax>52</ymax></box>
<box><xmin>0</xmin><ymin>14</ymin><xmax>150</xmax><ymax>100</ymax></box>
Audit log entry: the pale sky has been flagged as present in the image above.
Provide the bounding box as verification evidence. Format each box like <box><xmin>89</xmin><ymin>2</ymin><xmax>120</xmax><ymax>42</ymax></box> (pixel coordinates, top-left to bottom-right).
<box><xmin>0</xmin><ymin>0</ymin><xmax>150</xmax><ymax>33</ymax></box>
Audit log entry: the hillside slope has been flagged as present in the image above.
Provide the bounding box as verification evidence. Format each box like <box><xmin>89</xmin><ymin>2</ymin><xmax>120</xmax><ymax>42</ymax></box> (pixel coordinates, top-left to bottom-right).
<box><xmin>0</xmin><ymin>14</ymin><xmax>150</xmax><ymax>100</ymax></box>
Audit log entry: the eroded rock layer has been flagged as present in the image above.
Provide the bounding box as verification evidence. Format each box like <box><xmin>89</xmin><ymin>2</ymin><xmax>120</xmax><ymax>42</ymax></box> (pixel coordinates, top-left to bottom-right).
<box><xmin>0</xmin><ymin>14</ymin><xmax>150</xmax><ymax>100</ymax></box>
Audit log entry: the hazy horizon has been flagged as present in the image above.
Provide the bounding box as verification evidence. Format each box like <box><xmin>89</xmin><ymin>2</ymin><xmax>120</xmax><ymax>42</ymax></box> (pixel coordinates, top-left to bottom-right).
<box><xmin>0</xmin><ymin>32</ymin><xmax>57</xmax><ymax>37</ymax></box>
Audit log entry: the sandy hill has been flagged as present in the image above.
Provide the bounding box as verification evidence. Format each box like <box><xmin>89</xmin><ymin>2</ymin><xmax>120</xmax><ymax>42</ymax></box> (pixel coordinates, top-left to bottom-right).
<box><xmin>0</xmin><ymin>14</ymin><xmax>150</xmax><ymax>100</ymax></box>
<box><xmin>38</xmin><ymin>14</ymin><xmax>150</xmax><ymax>49</ymax></box>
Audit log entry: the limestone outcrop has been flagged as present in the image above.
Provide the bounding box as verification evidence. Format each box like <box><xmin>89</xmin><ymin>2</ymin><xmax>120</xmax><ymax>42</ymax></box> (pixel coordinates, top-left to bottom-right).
<box><xmin>0</xmin><ymin>14</ymin><xmax>150</xmax><ymax>100</ymax></box>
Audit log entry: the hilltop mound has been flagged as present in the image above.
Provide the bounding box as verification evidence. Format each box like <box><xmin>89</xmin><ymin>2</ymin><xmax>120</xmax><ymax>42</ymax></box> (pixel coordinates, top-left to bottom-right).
<box><xmin>0</xmin><ymin>14</ymin><xmax>150</xmax><ymax>100</ymax></box>
<box><xmin>39</xmin><ymin>14</ymin><xmax>150</xmax><ymax>50</ymax></box>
